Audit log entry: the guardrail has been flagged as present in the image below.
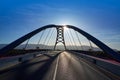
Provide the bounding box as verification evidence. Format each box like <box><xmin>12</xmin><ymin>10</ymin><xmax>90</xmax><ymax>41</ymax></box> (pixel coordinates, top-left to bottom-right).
<box><xmin>71</xmin><ymin>51</ymin><xmax>120</xmax><ymax>76</ymax></box>
<box><xmin>0</xmin><ymin>51</ymin><xmax>45</xmax><ymax>70</ymax></box>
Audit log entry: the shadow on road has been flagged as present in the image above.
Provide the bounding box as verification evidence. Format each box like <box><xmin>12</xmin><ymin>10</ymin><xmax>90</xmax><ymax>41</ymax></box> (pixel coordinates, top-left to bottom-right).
<box><xmin>0</xmin><ymin>53</ymin><xmax>60</xmax><ymax>80</ymax></box>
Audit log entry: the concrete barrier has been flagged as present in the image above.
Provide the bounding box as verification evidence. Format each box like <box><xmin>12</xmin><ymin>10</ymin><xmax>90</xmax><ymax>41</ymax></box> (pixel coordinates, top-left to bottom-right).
<box><xmin>0</xmin><ymin>51</ymin><xmax>43</xmax><ymax>70</ymax></box>
<box><xmin>71</xmin><ymin>51</ymin><xmax>120</xmax><ymax>76</ymax></box>
<box><xmin>96</xmin><ymin>60</ymin><xmax>120</xmax><ymax>76</ymax></box>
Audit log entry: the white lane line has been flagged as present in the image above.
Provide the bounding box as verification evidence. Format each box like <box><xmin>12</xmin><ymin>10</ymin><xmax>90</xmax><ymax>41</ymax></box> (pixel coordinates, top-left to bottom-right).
<box><xmin>53</xmin><ymin>55</ymin><xmax>59</xmax><ymax>80</ymax></box>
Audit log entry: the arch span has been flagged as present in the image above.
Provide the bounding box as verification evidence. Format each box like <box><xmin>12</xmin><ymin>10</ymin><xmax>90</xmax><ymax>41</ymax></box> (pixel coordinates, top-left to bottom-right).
<box><xmin>0</xmin><ymin>24</ymin><xmax>120</xmax><ymax>62</ymax></box>
<box><xmin>0</xmin><ymin>24</ymin><xmax>57</xmax><ymax>55</ymax></box>
<box><xmin>67</xmin><ymin>25</ymin><xmax>120</xmax><ymax>62</ymax></box>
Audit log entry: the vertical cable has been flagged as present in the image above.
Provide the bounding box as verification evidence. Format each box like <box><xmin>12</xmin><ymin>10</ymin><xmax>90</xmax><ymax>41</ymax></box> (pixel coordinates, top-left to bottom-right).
<box><xmin>69</xmin><ymin>29</ymin><xmax>78</xmax><ymax>50</ymax></box>
<box><xmin>23</xmin><ymin>38</ymin><xmax>30</xmax><ymax>50</ymax></box>
<box><xmin>65</xmin><ymin>31</ymin><xmax>73</xmax><ymax>50</ymax></box>
<box><xmin>75</xmin><ymin>31</ymin><xmax>84</xmax><ymax>50</ymax></box>
<box><xmin>45</xmin><ymin>29</ymin><xmax>55</xmax><ymax>49</ymax></box>
<box><xmin>88</xmin><ymin>39</ymin><xmax>93</xmax><ymax>51</ymax></box>
<box><xmin>43</xmin><ymin>29</ymin><xmax>52</xmax><ymax>49</ymax></box>
<box><xmin>43</xmin><ymin>28</ymin><xmax>53</xmax><ymax>49</ymax></box>
<box><xmin>66</xmin><ymin>29</ymin><xmax>76</xmax><ymax>50</ymax></box>
<box><xmin>42</xmin><ymin>29</ymin><xmax>51</xmax><ymax>49</ymax></box>
<box><xmin>37</xmin><ymin>30</ymin><xmax>45</xmax><ymax>48</ymax></box>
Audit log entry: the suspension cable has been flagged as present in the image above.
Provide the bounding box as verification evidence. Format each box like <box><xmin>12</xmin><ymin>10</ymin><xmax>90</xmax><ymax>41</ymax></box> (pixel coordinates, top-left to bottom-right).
<box><xmin>65</xmin><ymin>31</ymin><xmax>73</xmax><ymax>50</ymax></box>
<box><xmin>41</xmin><ymin>29</ymin><xmax>51</xmax><ymax>49</ymax></box>
<box><xmin>52</xmin><ymin>30</ymin><xmax>57</xmax><ymax>50</ymax></box>
<box><xmin>37</xmin><ymin>30</ymin><xmax>45</xmax><ymax>47</ymax></box>
<box><xmin>74</xmin><ymin>31</ymin><xmax>84</xmax><ymax>50</ymax></box>
<box><xmin>23</xmin><ymin>38</ymin><xmax>30</xmax><ymax>50</ymax></box>
<box><xmin>88</xmin><ymin>39</ymin><xmax>93</xmax><ymax>51</ymax></box>
<box><xmin>68</xmin><ymin>29</ymin><xmax>78</xmax><ymax>50</ymax></box>
<box><xmin>43</xmin><ymin>28</ymin><xmax>52</xmax><ymax>49</ymax></box>
<box><xmin>43</xmin><ymin>28</ymin><xmax>54</xmax><ymax>49</ymax></box>
<box><xmin>66</xmin><ymin>31</ymin><xmax>74</xmax><ymax>50</ymax></box>
<box><xmin>46</xmin><ymin>29</ymin><xmax>55</xmax><ymax>50</ymax></box>
<box><xmin>66</xmin><ymin>29</ymin><xmax>76</xmax><ymax>50</ymax></box>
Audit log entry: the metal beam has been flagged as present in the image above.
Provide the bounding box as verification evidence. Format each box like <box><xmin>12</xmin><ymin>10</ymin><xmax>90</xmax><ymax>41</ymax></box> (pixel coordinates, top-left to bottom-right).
<box><xmin>54</xmin><ymin>26</ymin><xmax>66</xmax><ymax>50</ymax></box>
<box><xmin>67</xmin><ymin>25</ymin><xmax>120</xmax><ymax>62</ymax></box>
<box><xmin>0</xmin><ymin>24</ymin><xmax>120</xmax><ymax>62</ymax></box>
<box><xmin>0</xmin><ymin>24</ymin><xmax>57</xmax><ymax>55</ymax></box>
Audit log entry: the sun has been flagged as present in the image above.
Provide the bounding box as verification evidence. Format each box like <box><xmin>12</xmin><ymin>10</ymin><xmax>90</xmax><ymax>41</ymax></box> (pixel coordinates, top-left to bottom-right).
<box><xmin>63</xmin><ymin>25</ymin><xmax>68</xmax><ymax>31</ymax></box>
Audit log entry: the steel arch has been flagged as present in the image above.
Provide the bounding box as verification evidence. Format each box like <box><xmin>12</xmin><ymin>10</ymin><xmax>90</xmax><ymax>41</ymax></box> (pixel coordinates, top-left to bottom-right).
<box><xmin>0</xmin><ymin>24</ymin><xmax>57</xmax><ymax>55</ymax></box>
<box><xmin>0</xmin><ymin>24</ymin><xmax>120</xmax><ymax>62</ymax></box>
<box><xmin>67</xmin><ymin>25</ymin><xmax>120</xmax><ymax>62</ymax></box>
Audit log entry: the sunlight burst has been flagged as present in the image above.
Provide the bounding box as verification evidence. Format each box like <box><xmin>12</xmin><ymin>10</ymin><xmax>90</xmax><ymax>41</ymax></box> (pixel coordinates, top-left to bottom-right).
<box><xmin>63</xmin><ymin>25</ymin><xmax>68</xmax><ymax>31</ymax></box>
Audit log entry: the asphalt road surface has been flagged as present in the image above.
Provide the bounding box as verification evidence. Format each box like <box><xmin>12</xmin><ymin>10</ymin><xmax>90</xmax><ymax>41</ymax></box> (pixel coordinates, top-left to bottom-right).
<box><xmin>0</xmin><ymin>51</ymin><xmax>118</xmax><ymax>80</ymax></box>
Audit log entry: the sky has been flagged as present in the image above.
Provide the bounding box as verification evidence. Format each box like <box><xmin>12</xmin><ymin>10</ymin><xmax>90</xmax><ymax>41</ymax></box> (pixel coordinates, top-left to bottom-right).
<box><xmin>0</xmin><ymin>0</ymin><xmax>120</xmax><ymax>50</ymax></box>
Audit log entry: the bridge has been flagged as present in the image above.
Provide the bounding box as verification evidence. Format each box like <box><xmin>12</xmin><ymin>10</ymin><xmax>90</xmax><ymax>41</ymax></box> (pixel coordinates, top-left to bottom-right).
<box><xmin>0</xmin><ymin>24</ymin><xmax>120</xmax><ymax>80</ymax></box>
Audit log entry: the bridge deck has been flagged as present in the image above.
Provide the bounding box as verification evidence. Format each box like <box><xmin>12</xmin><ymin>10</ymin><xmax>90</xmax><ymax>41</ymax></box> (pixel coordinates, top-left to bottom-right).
<box><xmin>0</xmin><ymin>51</ymin><xmax>119</xmax><ymax>80</ymax></box>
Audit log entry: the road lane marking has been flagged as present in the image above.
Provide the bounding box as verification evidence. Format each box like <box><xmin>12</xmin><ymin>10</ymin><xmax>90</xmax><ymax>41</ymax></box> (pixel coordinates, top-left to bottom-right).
<box><xmin>53</xmin><ymin>55</ymin><xmax>59</xmax><ymax>80</ymax></box>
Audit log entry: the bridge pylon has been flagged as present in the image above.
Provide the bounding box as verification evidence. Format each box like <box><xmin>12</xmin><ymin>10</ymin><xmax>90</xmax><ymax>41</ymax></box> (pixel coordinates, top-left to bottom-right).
<box><xmin>54</xmin><ymin>26</ymin><xmax>66</xmax><ymax>50</ymax></box>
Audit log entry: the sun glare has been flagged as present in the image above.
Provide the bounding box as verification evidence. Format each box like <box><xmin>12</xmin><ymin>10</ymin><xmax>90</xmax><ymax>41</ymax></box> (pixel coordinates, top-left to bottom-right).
<box><xmin>63</xmin><ymin>25</ymin><xmax>68</xmax><ymax>31</ymax></box>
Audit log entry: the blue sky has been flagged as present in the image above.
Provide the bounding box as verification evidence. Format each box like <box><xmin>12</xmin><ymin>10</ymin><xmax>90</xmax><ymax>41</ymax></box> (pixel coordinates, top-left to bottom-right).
<box><xmin>0</xmin><ymin>0</ymin><xmax>120</xmax><ymax>50</ymax></box>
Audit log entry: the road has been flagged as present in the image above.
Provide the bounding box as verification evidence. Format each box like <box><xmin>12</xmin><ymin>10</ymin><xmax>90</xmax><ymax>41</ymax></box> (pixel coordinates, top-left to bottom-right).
<box><xmin>0</xmin><ymin>51</ymin><xmax>118</xmax><ymax>80</ymax></box>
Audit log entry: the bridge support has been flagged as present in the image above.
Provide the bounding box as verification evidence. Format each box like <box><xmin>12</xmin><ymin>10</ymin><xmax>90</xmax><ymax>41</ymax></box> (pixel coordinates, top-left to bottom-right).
<box><xmin>0</xmin><ymin>24</ymin><xmax>120</xmax><ymax>62</ymax></box>
<box><xmin>54</xmin><ymin>26</ymin><xmax>66</xmax><ymax>50</ymax></box>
